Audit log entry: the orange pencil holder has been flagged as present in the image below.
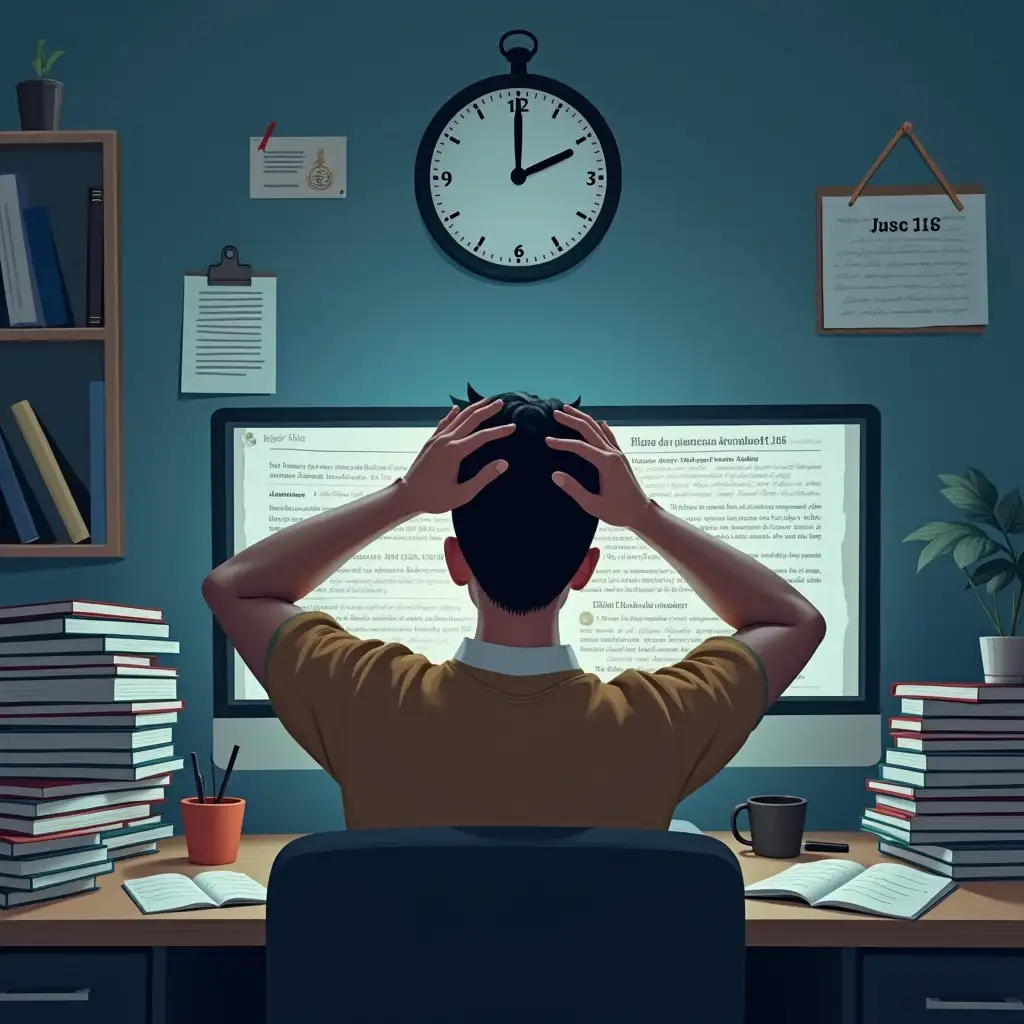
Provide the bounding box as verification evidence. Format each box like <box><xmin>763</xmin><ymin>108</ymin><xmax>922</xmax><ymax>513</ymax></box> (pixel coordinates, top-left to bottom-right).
<box><xmin>181</xmin><ymin>797</ymin><xmax>245</xmax><ymax>865</ymax></box>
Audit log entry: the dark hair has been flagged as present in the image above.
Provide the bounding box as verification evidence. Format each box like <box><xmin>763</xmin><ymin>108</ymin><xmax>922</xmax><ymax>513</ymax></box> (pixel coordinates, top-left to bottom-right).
<box><xmin>450</xmin><ymin>385</ymin><xmax>599</xmax><ymax>614</ymax></box>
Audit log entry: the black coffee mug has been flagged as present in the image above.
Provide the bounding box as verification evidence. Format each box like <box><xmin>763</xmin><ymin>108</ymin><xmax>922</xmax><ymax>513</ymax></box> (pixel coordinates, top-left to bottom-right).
<box><xmin>730</xmin><ymin>795</ymin><xmax>807</xmax><ymax>858</ymax></box>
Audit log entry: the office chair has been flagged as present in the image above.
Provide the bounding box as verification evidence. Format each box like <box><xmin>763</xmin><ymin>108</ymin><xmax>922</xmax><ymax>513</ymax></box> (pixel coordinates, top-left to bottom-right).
<box><xmin>266</xmin><ymin>826</ymin><xmax>746</xmax><ymax>1023</ymax></box>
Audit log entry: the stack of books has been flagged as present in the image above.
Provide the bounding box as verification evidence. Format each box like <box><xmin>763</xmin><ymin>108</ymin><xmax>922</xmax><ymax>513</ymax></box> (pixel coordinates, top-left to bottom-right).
<box><xmin>861</xmin><ymin>679</ymin><xmax>1024</xmax><ymax>881</ymax></box>
<box><xmin>0</xmin><ymin>599</ymin><xmax>182</xmax><ymax>908</ymax></box>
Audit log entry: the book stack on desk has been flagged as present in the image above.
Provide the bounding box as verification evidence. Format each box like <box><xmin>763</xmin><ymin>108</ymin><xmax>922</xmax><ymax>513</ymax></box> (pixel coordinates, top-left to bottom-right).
<box><xmin>0</xmin><ymin>599</ymin><xmax>183</xmax><ymax>906</ymax></box>
<box><xmin>860</xmin><ymin>680</ymin><xmax>1024</xmax><ymax>880</ymax></box>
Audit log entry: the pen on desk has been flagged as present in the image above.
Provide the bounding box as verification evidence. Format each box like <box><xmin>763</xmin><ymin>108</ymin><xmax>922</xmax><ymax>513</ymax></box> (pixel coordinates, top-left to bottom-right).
<box><xmin>215</xmin><ymin>744</ymin><xmax>240</xmax><ymax>803</ymax></box>
<box><xmin>190</xmin><ymin>751</ymin><xmax>206</xmax><ymax>804</ymax></box>
<box><xmin>803</xmin><ymin>841</ymin><xmax>850</xmax><ymax>853</ymax></box>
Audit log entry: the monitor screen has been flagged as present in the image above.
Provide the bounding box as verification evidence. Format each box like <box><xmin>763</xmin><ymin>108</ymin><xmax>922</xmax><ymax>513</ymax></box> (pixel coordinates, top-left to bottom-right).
<box><xmin>213</xmin><ymin>406</ymin><xmax>878</xmax><ymax>717</ymax></box>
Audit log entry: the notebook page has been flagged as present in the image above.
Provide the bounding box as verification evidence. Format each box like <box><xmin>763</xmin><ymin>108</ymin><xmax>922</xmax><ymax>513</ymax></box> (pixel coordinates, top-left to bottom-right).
<box><xmin>814</xmin><ymin>863</ymin><xmax>955</xmax><ymax>919</ymax></box>
<box><xmin>122</xmin><ymin>874</ymin><xmax>215</xmax><ymax>914</ymax></box>
<box><xmin>744</xmin><ymin>860</ymin><xmax>863</xmax><ymax>905</ymax></box>
<box><xmin>193</xmin><ymin>870</ymin><xmax>268</xmax><ymax>906</ymax></box>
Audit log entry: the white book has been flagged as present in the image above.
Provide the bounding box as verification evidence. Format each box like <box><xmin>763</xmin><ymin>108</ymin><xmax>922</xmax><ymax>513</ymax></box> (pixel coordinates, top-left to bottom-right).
<box><xmin>743</xmin><ymin>859</ymin><xmax>956</xmax><ymax>920</ymax></box>
<box><xmin>0</xmin><ymin>174</ymin><xmax>40</xmax><ymax>326</ymax></box>
<box><xmin>123</xmin><ymin>870</ymin><xmax>267</xmax><ymax>914</ymax></box>
<box><xmin>0</xmin><ymin>600</ymin><xmax>163</xmax><ymax>623</ymax></box>
<box><xmin>0</xmin><ymin>618</ymin><xmax>170</xmax><ymax>640</ymax></box>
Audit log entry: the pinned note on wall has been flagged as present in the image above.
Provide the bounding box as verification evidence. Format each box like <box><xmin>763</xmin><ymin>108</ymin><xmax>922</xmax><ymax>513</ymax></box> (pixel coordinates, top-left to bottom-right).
<box><xmin>249</xmin><ymin>124</ymin><xmax>347</xmax><ymax>199</ymax></box>
<box><xmin>817</xmin><ymin>122</ymin><xmax>988</xmax><ymax>334</ymax></box>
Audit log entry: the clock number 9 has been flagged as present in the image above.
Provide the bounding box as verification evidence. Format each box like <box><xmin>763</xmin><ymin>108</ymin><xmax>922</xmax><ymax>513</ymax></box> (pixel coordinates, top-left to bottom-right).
<box><xmin>441</xmin><ymin>171</ymin><xmax>452</xmax><ymax>187</ymax></box>
<box><xmin>587</xmin><ymin>171</ymin><xmax>596</xmax><ymax>186</ymax></box>
<box><xmin>514</xmin><ymin>245</ymin><xmax>524</xmax><ymax>258</ymax></box>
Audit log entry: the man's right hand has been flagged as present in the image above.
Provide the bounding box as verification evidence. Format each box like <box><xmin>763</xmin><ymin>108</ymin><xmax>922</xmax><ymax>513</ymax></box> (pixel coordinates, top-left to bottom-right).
<box><xmin>546</xmin><ymin>406</ymin><xmax>652</xmax><ymax>529</ymax></box>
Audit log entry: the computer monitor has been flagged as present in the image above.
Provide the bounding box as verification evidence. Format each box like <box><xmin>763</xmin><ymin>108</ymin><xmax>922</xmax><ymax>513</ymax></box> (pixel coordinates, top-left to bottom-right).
<box><xmin>211</xmin><ymin>405</ymin><xmax>880</xmax><ymax>770</ymax></box>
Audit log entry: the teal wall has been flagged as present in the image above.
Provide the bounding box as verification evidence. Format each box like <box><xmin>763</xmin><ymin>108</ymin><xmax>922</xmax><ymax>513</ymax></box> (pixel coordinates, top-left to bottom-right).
<box><xmin>0</xmin><ymin>0</ymin><xmax>1019</xmax><ymax>832</ymax></box>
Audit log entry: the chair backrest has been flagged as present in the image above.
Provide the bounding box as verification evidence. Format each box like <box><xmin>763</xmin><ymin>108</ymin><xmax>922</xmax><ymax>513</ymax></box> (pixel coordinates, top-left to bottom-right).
<box><xmin>266</xmin><ymin>826</ymin><xmax>745</xmax><ymax>1023</ymax></box>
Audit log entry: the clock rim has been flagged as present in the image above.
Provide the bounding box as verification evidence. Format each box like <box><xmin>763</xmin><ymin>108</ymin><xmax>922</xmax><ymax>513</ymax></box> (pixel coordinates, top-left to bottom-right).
<box><xmin>414</xmin><ymin>71</ymin><xmax>622</xmax><ymax>284</ymax></box>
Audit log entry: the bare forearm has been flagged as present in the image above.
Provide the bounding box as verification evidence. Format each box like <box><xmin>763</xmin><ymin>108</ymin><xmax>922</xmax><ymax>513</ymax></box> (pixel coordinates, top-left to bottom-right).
<box><xmin>631</xmin><ymin>501</ymin><xmax>819</xmax><ymax>629</ymax></box>
<box><xmin>205</xmin><ymin>480</ymin><xmax>417</xmax><ymax>603</ymax></box>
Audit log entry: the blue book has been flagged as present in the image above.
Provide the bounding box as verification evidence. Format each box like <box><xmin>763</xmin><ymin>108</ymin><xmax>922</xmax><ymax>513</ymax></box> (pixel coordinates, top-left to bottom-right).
<box><xmin>0</xmin><ymin>174</ymin><xmax>41</xmax><ymax>327</ymax></box>
<box><xmin>23</xmin><ymin>207</ymin><xmax>72</xmax><ymax>327</ymax></box>
<box><xmin>88</xmin><ymin>380</ymin><xmax>106</xmax><ymax>545</ymax></box>
<box><xmin>0</xmin><ymin>426</ymin><xmax>39</xmax><ymax>543</ymax></box>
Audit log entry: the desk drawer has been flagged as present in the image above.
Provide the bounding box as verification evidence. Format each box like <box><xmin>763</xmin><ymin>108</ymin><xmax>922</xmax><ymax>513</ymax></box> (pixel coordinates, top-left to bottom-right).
<box><xmin>863</xmin><ymin>953</ymin><xmax>1024</xmax><ymax>1024</ymax></box>
<box><xmin>0</xmin><ymin>951</ymin><xmax>148</xmax><ymax>1024</ymax></box>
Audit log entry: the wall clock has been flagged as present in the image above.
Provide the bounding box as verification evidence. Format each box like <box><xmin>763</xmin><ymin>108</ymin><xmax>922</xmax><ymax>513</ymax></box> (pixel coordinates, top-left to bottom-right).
<box><xmin>414</xmin><ymin>30</ymin><xmax>622</xmax><ymax>283</ymax></box>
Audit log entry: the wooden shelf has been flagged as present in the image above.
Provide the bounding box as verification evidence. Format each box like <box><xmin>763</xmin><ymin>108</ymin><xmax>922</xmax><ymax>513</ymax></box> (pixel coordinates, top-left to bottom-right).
<box><xmin>0</xmin><ymin>544</ymin><xmax>119</xmax><ymax>558</ymax></box>
<box><xmin>0</xmin><ymin>329</ymin><xmax>107</xmax><ymax>343</ymax></box>
<box><xmin>0</xmin><ymin>131</ymin><xmax>123</xmax><ymax>558</ymax></box>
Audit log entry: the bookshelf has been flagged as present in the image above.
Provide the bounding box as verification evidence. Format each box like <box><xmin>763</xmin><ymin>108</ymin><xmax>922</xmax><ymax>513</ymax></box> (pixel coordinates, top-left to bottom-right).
<box><xmin>0</xmin><ymin>131</ymin><xmax>122</xmax><ymax>557</ymax></box>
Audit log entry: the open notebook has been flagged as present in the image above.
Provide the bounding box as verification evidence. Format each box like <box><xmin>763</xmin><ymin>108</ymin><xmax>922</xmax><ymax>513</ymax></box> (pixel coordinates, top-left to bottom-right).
<box><xmin>744</xmin><ymin>859</ymin><xmax>956</xmax><ymax>920</ymax></box>
<box><xmin>122</xmin><ymin>871</ymin><xmax>267</xmax><ymax>915</ymax></box>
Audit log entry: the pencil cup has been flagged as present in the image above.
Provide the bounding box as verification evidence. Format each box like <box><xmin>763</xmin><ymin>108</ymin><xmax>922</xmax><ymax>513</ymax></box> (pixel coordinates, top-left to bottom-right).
<box><xmin>181</xmin><ymin>797</ymin><xmax>245</xmax><ymax>865</ymax></box>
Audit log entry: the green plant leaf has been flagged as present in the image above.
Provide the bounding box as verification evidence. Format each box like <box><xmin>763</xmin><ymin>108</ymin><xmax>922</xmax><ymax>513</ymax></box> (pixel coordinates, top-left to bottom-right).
<box><xmin>903</xmin><ymin>521</ymin><xmax>974</xmax><ymax>543</ymax></box>
<box><xmin>916</xmin><ymin>525</ymin><xmax>978</xmax><ymax>571</ymax></box>
<box><xmin>940</xmin><ymin>486</ymin><xmax>998</xmax><ymax>524</ymax></box>
<box><xmin>969</xmin><ymin>557</ymin><xmax>1018</xmax><ymax>593</ymax></box>
<box><xmin>42</xmin><ymin>50</ymin><xmax>64</xmax><ymax>75</ymax></box>
<box><xmin>997</xmin><ymin>488</ymin><xmax>1024</xmax><ymax>534</ymax></box>
<box><xmin>952</xmin><ymin>534</ymin><xmax>997</xmax><ymax>568</ymax></box>
<box><xmin>966</xmin><ymin>468</ymin><xmax>999</xmax><ymax>509</ymax></box>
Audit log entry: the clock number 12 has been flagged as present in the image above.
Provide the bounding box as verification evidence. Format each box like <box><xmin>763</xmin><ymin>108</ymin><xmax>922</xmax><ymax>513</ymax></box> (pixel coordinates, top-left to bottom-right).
<box><xmin>508</xmin><ymin>97</ymin><xmax>529</xmax><ymax>113</ymax></box>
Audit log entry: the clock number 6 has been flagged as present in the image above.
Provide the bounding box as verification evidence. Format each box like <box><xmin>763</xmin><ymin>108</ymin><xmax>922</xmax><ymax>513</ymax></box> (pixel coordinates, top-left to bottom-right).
<box><xmin>514</xmin><ymin>245</ymin><xmax>524</xmax><ymax>258</ymax></box>
<box><xmin>587</xmin><ymin>171</ymin><xmax>596</xmax><ymax>186</ymax></box>
<box><xmin>441</xmin><ymin>171</ymin><xmax>452</xmax><ymax>186</ymax></box>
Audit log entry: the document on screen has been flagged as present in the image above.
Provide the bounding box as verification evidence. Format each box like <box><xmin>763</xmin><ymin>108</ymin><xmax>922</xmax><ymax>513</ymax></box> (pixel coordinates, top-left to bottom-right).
<box><xmin>231</xmin><ymin>423</ymin><xmax>859</xmax><ymax>701</ymax></box>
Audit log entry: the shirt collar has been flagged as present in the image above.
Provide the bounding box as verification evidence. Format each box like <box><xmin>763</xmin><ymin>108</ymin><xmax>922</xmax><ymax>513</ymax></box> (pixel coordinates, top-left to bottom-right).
<box><xmin>453</xmin><ymin>637</ymin><xmax>580</xmax><ymax>676</ymax></box>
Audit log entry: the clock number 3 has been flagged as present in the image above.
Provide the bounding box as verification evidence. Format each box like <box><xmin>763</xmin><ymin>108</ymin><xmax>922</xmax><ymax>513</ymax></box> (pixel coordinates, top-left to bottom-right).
<box><xmin>587</xmin><ymin>171</ymin><xmax>596</xmax><ymax>186</ymax></box>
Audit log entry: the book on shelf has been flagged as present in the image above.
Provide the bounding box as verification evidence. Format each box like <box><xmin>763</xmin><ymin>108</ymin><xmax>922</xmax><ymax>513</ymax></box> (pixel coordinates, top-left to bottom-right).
<box><xmin>0</xmin><ymin>774</ymin><xmax>171</xmax><ymax>800</ymax></box>
<box><xmin>0</xmin><ymin>427</ymin><xmax>38</xmax><ymax>544</ymax></box>
<box><xmin>743</xmin><ymin>858</ymin><xmax>955</xmax><ymax>920</ymax></box>
<box><xmin>893</xmin><ymin>733</ymin><xmax>1024</xmax><ymax>752</ymax></box>
<box><xmin>881</xmin><ymin>765</ymin><xmax>1024</xmax><ymax>787</ymax></box>
<box><xmin>874</xmin><ymin>793</ymin><xmax>1024</xmax><ymax>815</ymax></box>
<box><xmin>23</xmin><ymin>206</ymin><xmax>73</xmax><ymax>327</ymax></box>
<box><xmin>865</xmin><ymin>806</ymin><xmax>1024</xmax><ymax>834</ymax></box>
<box><xmin>10</xmin><ymin>399</ymin><xmax>89</xmax><ymax>544</ymax></box>
<box><xmin>88</xmin><ymin>380</ymin><xmax>106</xmax><ymax>544</ymax></box>
<box><xmin>868</xmin><ymin>778</ymin><xmax>1024</xmax><ymax>800</ymax></box>
<box><xmin>0</xmin><ymin>843</ymin><xmax>108</xmax><ymax>877</ymax></box>
<box><xmin>900</xmin><ymin>698</ymin><xmax>1024</xmax><ymax>718</ymax></box>
<box><xmin>892</xmin><ymin>715</ymin><xmax>1024</xmax><ymax>734</ymax></box>
<box><xmin>0</xmin><ymin>828</ymin><xmax>103</xmax><ymax>858</ymax></box>
<box><xmin>0</xmin><ymin>173</ymin><xmax>41</xmax><ymax>327</ymax></box>
<box><xmin>102</xmin><ymin>817</ymin><xmax>173</xmax><ymax>860</ymax></box>
<box><xmin>0</xmin><ymin>783</ymin><xmax>166</xmax><ymax>818</ymax></box>
<box><xmin>0</xmin><ymin>800</ymin><xmax>155</xmax><ymax>837</ymax></box>
<box><xmin>0</xmin><ymin>701</ymin><xmax>181</xmax><ymax>721</ymax></box>
<box><xmin>0</xmin><ymin>635</ymin><xmax>180</xmax><ymax>657</ymax></box>
<box><xmin>886</xmin><ymin>749</ymin><xmax>1024</xmax><ymax>772</ymax></box>
<box><xmin>0</xmin><ymin>744</ymin><xmax>174</xmax><ymax>767</ymax></box>
<box><xmin>123</xmin><ymin>871</ymin><xmax>267</xmax><ymax>915</ymax></box>
<box><xmin>86</xmin><ymin>187</ymin><xmax>104</xmax><ymax>326</ymax></box>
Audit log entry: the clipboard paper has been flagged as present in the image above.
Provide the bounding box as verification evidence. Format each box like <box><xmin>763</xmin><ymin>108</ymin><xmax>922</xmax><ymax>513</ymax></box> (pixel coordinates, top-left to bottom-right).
<box><xmin>817</xmin><ymin>123</ymin><xmax>987</xmax><ymax>335</ymax></box>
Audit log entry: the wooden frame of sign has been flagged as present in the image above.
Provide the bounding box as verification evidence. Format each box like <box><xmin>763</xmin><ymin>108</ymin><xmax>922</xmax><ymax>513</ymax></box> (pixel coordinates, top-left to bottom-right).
<box><xmin>816</xmin><ymin>183</ymin><xmax>986</xmax><ymax>335</ymax></box>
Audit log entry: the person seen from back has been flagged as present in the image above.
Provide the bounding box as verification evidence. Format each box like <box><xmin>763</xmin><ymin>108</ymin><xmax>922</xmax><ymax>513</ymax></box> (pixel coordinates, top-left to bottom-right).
<box><xmin>203</xmin><ymin>389</ymin><xmax>826</xmax><ymax>829</ymax></box>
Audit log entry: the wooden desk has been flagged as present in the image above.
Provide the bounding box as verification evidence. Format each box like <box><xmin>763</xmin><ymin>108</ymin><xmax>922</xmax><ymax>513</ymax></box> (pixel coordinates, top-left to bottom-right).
<box><xmin>1</xmin><ymin>831</ymin><xmax>1022</xmax><ymax>948</ymax></box>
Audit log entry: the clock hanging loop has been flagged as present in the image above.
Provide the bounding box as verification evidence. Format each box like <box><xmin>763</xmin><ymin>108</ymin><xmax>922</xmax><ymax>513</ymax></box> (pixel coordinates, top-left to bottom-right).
<box><xmin>498</xmin><ymin>29</ymin><xmax>539</xmax><ymax>76</ymax></box>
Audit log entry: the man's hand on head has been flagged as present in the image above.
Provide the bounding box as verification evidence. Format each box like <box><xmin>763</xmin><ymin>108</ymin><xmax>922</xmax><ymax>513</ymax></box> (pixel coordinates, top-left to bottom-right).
<box><xmin>400</xmin><ymin>398</ymin><xmax>515</xmax><ymax>515</ymax></box>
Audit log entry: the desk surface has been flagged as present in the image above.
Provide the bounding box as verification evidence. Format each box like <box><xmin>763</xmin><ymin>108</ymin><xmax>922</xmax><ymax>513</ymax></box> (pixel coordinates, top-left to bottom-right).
<box><xmin>1</xmin><ymin>832</ymin><xmax>1022</xmax><ymax>948</ymax></box>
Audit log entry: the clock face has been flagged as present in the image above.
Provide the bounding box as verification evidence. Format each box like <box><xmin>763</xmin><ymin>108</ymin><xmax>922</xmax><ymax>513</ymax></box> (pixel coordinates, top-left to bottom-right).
<box><xmin>422</xmin><ymin>86</ymin><xmax>615</xmax><ymax>274</ymax></box>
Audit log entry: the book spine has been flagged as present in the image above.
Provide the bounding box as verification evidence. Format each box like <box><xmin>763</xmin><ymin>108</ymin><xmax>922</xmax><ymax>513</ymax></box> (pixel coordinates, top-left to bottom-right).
<box><xmin>87</xmin><ymin>381</ymin><xmax>106</xmax><ymax>545</ymax></box>
<box><xmin>0</xmin><ymin>175</ymin><xmax>42</xmax><ymax>326</ymax></box>
<box><xmin>85</xmin><ymin>187</ymin><xmax>104</xmax><ymax>327</ymax></box>
<box><xmin>0</xmin><ymin>426</ymin><xmax>39</xmax><ymax>543</ymax></box>
<box><xmin>23</xmin><ymin>207</ymin><xmax>73</xmax><ymax>328</ymax></box>
<box><xmin>10</xmin><ymin>400</ymin><xmax>89</xmax><ymax>544</ymax></box>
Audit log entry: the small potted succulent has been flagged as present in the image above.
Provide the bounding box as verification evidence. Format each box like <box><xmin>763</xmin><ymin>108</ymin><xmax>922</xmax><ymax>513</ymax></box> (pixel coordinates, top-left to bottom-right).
<box><xmin>904</xmin><ymin>469</ymin><xmax>1024</xmax><ymax>684</ymax></box>
<box><xmin>17</xmin><ymin>39</ymin><xmax>65</xmax><ymax>131</ymax></box>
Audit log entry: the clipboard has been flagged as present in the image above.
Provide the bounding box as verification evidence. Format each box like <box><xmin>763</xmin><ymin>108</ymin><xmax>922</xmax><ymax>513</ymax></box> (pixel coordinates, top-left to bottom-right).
<box><xmin>180</xmin><ymin>246</ymin><xmax>278</xmax><ymax>395</ymax></box>
<box><xmin>816</xmin><ymin>123</ymin><xmax>988</xmax><ymax>335</ymax></box>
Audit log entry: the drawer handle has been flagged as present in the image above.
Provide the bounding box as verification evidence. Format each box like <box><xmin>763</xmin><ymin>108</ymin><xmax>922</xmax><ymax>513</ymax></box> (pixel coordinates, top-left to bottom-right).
<box><xmin>0</xmin><ymin>988</ymin><xmax>90</xmax><ymax>1003</ymax></box>
<box><xmin>926</xmin><ymin>998</ymin><xmax>1024</xmax><ymax>1012</ymax></box>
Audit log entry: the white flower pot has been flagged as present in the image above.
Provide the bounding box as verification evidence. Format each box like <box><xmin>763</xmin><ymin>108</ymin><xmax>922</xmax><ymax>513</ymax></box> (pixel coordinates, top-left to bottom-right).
<box><xmin>979</xmin><ymin>636</ymin><xmax>1024</xmax><ymax>685</ymax></box>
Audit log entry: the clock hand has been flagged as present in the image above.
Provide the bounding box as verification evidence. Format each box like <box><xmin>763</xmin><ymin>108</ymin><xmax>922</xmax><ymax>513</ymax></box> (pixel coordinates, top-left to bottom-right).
<box><xmin>522</xmin><ymin>148</ymin><xmax>574</xmax><ymax>179</ymax></box>
<box><xmin>513</xmin><ymin>105</ymin><xmax>524</xmax><ymax>177</ymax></box>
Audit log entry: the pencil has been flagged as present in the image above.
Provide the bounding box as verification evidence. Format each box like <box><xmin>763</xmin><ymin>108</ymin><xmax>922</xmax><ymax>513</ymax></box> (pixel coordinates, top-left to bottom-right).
<box><xmin>215</xmin><ymin>744</ymin><xmax>240</xmax><ymax>802</ymax></box>
<box><xmin>190</xmin><ymin>751</ymin><xmax>206</xmax><ymax>804</ymax></box>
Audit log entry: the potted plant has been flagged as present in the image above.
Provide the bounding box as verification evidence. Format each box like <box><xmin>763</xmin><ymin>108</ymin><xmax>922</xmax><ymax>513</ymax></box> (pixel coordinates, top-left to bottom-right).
<box><xmin>16</xmin><ymin>39</ymin><xmax>65</xmax><ymax>131</ymax></box>
<box><xmin>904</xmin><ymin>469</ymin><xmax>1024</xmax><ymax>684</ymax></box>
